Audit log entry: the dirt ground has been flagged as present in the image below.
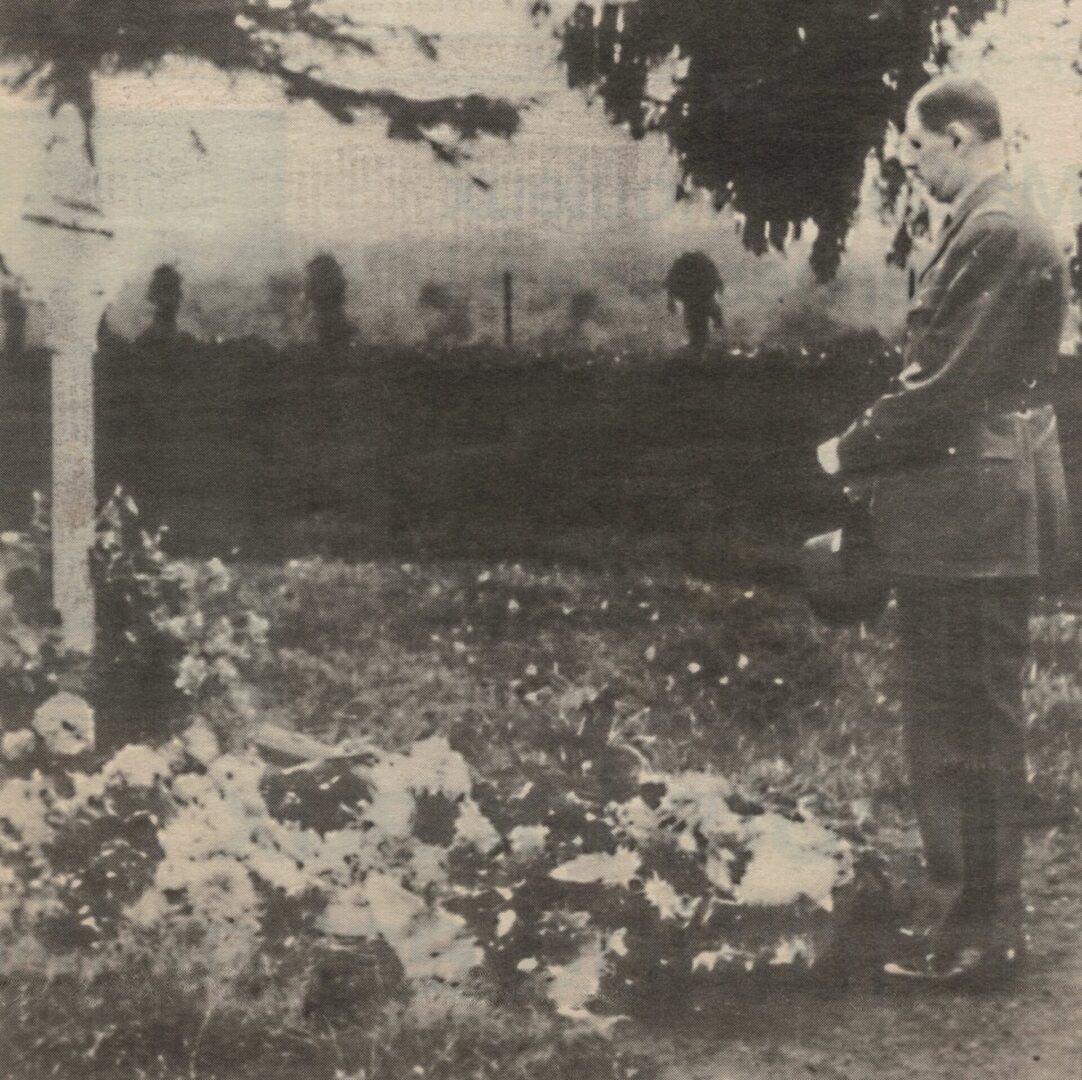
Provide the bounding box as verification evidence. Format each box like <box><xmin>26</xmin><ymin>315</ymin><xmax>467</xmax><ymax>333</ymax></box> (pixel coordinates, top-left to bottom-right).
<box><xmin>629</xmin><ymin>828</ymin><xmax>1082</xmax><ymax>1080</ymax></box>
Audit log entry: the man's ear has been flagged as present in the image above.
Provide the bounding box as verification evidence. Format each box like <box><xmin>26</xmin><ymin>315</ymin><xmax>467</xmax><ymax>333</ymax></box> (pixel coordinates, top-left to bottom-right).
<box><xmin>945</xmin><ymin>120</ymin><xmax>970</xmax><ymax>150</ymax></box>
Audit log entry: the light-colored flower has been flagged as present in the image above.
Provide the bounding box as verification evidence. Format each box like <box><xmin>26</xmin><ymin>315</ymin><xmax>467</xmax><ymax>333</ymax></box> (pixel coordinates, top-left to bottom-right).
<box><xmin>453</xmin><ymin>798</ymin><xmax>501</xmax><ymax>854</ymax></box>
<box><xmin>550</xmin><ymin>848</ymin><xmax>641</xmax><ymax>888</ymax></box>
<box><xmin>202</xmin><ymin>557</ymin><xmax>232</xmax><ymax>594</ymax></box>
<box><xmin>691</xmin><ymin>943</ymin><xmax>751</xmax><ymax>972</ymax></box>
<box><xmin>508</xmin><ymin>824</ymin><xmax>549</xmax><ymax>856</ymax></box>
<box><xmin>245</xmin><ymin>846</ymin><xmax>311</xmax><ymax>897</ymax></box>
<box><xmin>244</xmin><ymin>612</ymin><xmax>270</xmax><ymax>642</ymax></box>
<box><xmin>103</xmin><ymin>744</ymin><xmax>173</xmax><ymax>788</ymax></box>
<box><xmin>643</xmin><ymin>874</ymin><xmax>697</xmax><ymax>920</ymax></box>
<box><xmin>403</xmin><ymin>736</ymin><xmax>472</xmax><ymax>799</ymax></box>
<box><xmin>768</xmin><ymin>936</ymin><xmax>814</xmax><ymax>966</ymax></box>
<box><xmin>212</xmin><ymin>655</ymin><xmax>240</xmax><ymax>684</ymax></box>
<box><xmin>392</xmin><ymin>906</ymin><xmax>482</xmax><ymax>983</ymax></box>
<box><xmin>157</xmin><ymin>856</ymin><xmax>258</xmax><ymax>921</ymax></box>
<box><xmin>175</xmin><ymin>655</ymin><xmax>210</xmax><ymax>695</ymax></box>
<box><xmin>735</xmin><ymin>812</ymin><xmax>849</xmax><ymax>911</ymax></box>
<box><xmin>1</xmin><ymin>729</ymin><xmax>37</xmax><ymax>763</ymax></box>
<box><xmin>0</xmin><ymin>772</ymin><xmax>56</xmax><ymax>852</ymax></box>
<box><xmin>547</xmin><ymin>933</ymin><xmax>606</xmax><ymax>1016</ymax></box>
<box><xmin>181</xmin><ymin>716</ymin><xmax>221</xmax><ymax>766</ymax></box>
<box><xmin>32</xmin><ymin>692</ymin><xmax>94</xmax><ymax>756</ymax></box>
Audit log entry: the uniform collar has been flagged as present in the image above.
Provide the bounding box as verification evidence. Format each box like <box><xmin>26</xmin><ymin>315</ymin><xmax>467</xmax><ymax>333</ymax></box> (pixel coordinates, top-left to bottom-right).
<box><xmin>943</xmin><ymin>169</ymin><xmax>1011</xmax><ymax>231</ymax></box>
<box><xmin>919</xmin><ymin>171</ymin><xmax>1011</xmax><ymax>284</ymax></box>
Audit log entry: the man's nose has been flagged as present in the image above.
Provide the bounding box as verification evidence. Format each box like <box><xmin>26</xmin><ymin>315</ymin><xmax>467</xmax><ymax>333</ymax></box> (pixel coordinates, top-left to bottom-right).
<box><xmin>887</xmin><ymin>151</ymin><xmax>915</xmax><ymax>176</ymax></box>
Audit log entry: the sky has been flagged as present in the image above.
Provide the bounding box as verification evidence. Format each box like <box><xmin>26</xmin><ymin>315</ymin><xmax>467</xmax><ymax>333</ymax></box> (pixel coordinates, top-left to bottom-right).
<box><xmin>0</xmin><ymin>0</ymin><xmax>1079</xmax><ymax>346</ymax></box>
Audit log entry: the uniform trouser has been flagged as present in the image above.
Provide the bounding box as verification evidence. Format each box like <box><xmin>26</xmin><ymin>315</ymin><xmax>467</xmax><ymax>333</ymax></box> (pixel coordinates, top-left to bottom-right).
<box><xmin>894</xmin><ymin>577</ymin><xmax>1033</xmax><ymax>946</ymax></box>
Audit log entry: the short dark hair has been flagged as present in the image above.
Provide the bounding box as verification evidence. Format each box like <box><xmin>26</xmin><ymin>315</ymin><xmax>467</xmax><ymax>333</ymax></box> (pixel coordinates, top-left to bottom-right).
<box><xmin>913</xmin><ymin>77</ymin><xmax>1002</xmax><ymax>142</ymax></box>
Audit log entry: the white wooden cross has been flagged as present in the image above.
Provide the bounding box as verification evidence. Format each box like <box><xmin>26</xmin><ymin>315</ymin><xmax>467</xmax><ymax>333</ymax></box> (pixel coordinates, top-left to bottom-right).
<box><xmin>7</xmin><ymin>105</ymin><xmax>119</xmax><ymax>654</ymax></box>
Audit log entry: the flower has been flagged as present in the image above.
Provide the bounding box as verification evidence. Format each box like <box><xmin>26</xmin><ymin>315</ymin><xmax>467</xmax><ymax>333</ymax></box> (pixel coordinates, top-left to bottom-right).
<box><xmin>393</xmin><ymin>907</ymin><xmax>482</xmax><ymax>983</ymax></box>
<box><xmin>643</xmin><ymin>874</ymin><xmax>697</xmax><ymax>920</ymax></box>
<box><xmin>175</xmin><ymin>655</ymin><xmax>210</xmax><ymax>695</ymax></box>
<box><xmin>245</xmin><ymin>846</ymin><xmax>311</xmax><ymax>897</ymax></box>
<box><xmin>768</xmin><ymin>936</ymin><xmax>814</xmax><ymax>966</ymax></box>
<box><xmin>202</xmin><ymin>558</ymin><xmax>232</xmax><ymax>594</ymax></box>
<box><xmin>404</xmin><ymin>737</ymin><xmax>472</xmax><ymax>799</ymax></box>
<box><xmin>550</xmin><ymin>848</ymin><xmax>641</xmax><ymax>888</ymax></box>
<box><xmin>0</xmin><ymin>772</ymin><xmax>56</xmax><ymax>852</ymax></box>
<box><xmin>212</xmin><ymin>655</ymin><xmax>240</xmax><ymax>684</ymax></box>
<box><xmin>546</xmin><ymin>933</ymin><xmax>606</xmax><ymax>1016</ymax></box>
<box><xmin>181</xmin><ymin>716</ymin><xmax>220</xmax><ymax>766</ymax></box>
<box><xmin>735</xmin><ymin>812</ymin><xmax>849</xmax><ymax>911</ymax></box>
<box><xmin>691</xmin><ymin>943</ymin><xmax>752</xmax><ymax>972</ymax></box>
<box><xmin>103</xmin><ymin>744</ymin><xmax>174</xmax><ymax>788</ymax></box>
<box><xmin>508</xmin><ymin>824</ymin><xmax>549</xmax><ymax>856</ymax></box>
<box><xmin>453</xmin><ymin>798</ymin><xmax>501</xmax><ymax>854</ymax></box>
<box><xmin>158</xmin><ymin>856</ymin><xmax>259</xmax><ymax>922</ymax></box>
<box><xmin>32</xmin><ymin>692</ymin><xmax>94</xmax><ymax>756</ymax></box>
<box><xmin>1</xmin><ymin>729</ymin><xmax>37</xmax><ymax>762</ymax></box>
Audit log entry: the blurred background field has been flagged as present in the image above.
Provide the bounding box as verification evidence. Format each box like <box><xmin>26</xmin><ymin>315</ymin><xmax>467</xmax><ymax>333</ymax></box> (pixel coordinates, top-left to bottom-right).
<box><xmin>5</xmin><ymin>333</ymin><xmax>1082</xmax><ymax>581</ymax></box>
<box><xmin>0</xmin><ymin>334</ymin><xmax>1013</xmax><ymax>561</ymax></box>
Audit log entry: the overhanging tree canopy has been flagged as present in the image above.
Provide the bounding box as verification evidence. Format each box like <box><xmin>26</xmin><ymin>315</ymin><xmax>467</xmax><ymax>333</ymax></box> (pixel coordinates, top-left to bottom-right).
<box><xmin>0</xmin><ymin>0</ymin><xmax>521</xmax><ymax>167</ymax></box>
<box><xmin>551</xmin><ymin>0</ymin><xmax>999</xmax><ymax>281</ymax></box>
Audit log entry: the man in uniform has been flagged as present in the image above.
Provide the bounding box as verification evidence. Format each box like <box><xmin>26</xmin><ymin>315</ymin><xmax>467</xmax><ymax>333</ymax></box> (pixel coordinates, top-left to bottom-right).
<box><xmin>818</xmin><ymin>77</ymin><xmax>1072</xmax><ymax>984</ymax></box>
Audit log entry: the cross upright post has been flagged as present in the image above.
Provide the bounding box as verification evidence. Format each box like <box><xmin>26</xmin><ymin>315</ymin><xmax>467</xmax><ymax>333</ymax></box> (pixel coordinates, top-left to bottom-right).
<box><xmin>50</xmin><ymin>321</ymin><xmax>97</xmax><ymax>654</ymax></box>
<box><xmin>10</xmin><ymin>105</ymin><xmax>116</xmax><ymax>655</ymax></box>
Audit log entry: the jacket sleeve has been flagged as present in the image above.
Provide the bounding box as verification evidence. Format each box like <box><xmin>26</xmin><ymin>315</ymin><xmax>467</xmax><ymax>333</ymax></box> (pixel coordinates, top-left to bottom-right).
<box><xmin>836</xmin><ymin>212</ymin><xmax>1025</xmax><ymax>475</ymax></box>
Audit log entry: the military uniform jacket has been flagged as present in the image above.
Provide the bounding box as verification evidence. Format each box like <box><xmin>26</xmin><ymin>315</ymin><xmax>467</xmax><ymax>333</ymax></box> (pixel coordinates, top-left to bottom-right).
<box><xmin>835</xmin><ymin>173</ymin><xmax>1073</xmax><ymax>578</ymax></box>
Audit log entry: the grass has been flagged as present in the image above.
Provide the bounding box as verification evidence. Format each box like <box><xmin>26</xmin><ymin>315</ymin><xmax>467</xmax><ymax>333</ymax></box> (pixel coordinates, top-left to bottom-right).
<box><xmin>3</xmin><ymin>551</ymin><xmax>1081</xmax><ymax>1079</ymax></box>
<box><xmin>233</xmin><ymin>555</ymin><xmax>1082</xmax><ymax>850</ymax></box>
<box><xmin>1</xmin><ymin>962</ymin><xmax>656</xmax><ymax>1080</ymax></box>
<box><xmin>237</xmin><ymin>559</ymin><xmax>908</xmax><ymax>828</ymax></box>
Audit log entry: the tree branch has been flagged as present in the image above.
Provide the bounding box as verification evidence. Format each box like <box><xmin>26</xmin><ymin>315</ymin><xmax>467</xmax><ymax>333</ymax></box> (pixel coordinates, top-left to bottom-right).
<box><xmin>0</xmin><ymin>1</ymin><xmax>524</xmax><ymax>163</ymax></box>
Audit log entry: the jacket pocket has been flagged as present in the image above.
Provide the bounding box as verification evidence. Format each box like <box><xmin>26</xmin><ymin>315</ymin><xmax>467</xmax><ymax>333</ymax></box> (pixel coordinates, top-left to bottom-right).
<box><xmin>872</xmin><ymin>453</ymin><xmax>1029</xmax><ymax>561</ymax></box>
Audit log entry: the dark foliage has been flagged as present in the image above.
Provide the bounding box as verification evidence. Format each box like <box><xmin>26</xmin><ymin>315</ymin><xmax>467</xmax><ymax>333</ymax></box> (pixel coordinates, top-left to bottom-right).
<box><xmin>0</xmin><ymin>0</ymin><xmax>520</xmax><ymax>164</ymax></box>
<box><xmin>0</xmin><ymin>333</ymin><xmax>929</xmax><ymax>571</ymax></box>
<box><xmin>89</xmin><ymin>336</ymin><xmax>898</xmax><ymax>565</ymax></box>
<box><xmin>554</xmin><ymin>0</ymin><xmax>999</xmax><ymax>280</ymax></box>
<box><xmin>10</xmin><ymin>331</ymin><xmax>1082</xmax><ymax>580</ymax></box>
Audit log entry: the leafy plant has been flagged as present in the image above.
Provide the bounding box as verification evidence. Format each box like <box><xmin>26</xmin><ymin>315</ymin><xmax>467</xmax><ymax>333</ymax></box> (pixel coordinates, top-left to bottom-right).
<box><xmin>91</xmin><ymin>490</ymin><xmax>269</xmax><ymax>747</ymax></box>
<box><xmin>0</xmin><ymin>491</ymin><xmax>268</xmax><ymax>751</ymax></box>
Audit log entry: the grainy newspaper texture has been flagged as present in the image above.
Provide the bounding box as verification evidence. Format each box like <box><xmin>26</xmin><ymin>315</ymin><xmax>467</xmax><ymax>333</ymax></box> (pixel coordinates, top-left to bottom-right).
<box><xmin>0</xmin><ymin>2</ymin><xmax>1080</xmax><ymax>1078</ymax></box>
